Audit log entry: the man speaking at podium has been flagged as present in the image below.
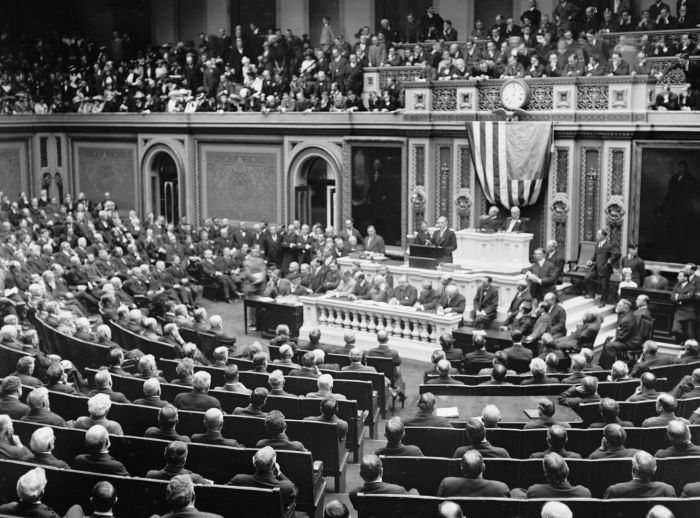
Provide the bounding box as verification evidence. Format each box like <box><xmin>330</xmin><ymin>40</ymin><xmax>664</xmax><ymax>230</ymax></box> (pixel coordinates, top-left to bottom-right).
<box><xmin>431</xmin><ymin>216</ymin><xmax>457</xmax><ymax>263</ymax></box>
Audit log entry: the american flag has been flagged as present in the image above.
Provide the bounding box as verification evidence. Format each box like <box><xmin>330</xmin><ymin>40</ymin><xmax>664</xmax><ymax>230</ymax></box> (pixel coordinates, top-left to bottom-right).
<box><xmin>466</xmin><ymin>121</ymin><xmax>553</xmax><ymax>208</ymax></box>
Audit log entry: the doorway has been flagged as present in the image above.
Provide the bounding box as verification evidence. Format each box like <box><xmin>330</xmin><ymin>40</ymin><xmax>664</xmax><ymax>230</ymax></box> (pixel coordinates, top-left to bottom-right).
<box><xmin>150</xmin><ymin>152</ymin><xmax>179</xmax><ymax>225</ymax></box>
<box><xmin>295</xmin><ymin>156</ymin><xmax>336</xmax><ymax>229</ymax></box>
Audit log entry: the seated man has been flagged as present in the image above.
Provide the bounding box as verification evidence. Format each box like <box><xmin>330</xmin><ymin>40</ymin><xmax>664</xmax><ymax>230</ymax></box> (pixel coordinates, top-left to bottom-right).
<box><xmin>288</xmin><ymin>351</ymin><xmax>320</xmax><ymax>378</ymax></box>
<box><xmin>134</xmin><ymin>378</ymin><xmax>169</xmax><ymax>408</ymax></box>
<box><xmin>425</xmin><ymin>359</ymin><xmax>464</xmax><ymax>385</ymax></box>
<box><xmin>437</xmin><ymin>285</ymin><xmax>466</xmax><ymax>316</ymax></box>
<box><xmin>342</xmin><ymin>348</ymin><xmax>376</xmax><ymax>373</ymax></box>
<box><xmin>503</xmin><ymin>206</ymin><xmax>526</xmax><ymax>233</ymax></box>
<box><xmin>471</xmin><ymin>276</ymin><xmax>498</xmax><ymax>329</ymax></box>
<box><xmin>529</xmin><ymin>425</ymin><xmax>582</xmax><ymax>459</ymax></box>
<box><xmin>671</xmin><ymin>368</ymin><xmax>700</xmax><ymax>399</ymax></box>
<box><xmin>349</xmin><ymin>454</ymin><xmax>414</xmax><ymax>509</ymax></box>
<box><xmin>589</xmin><ymin>423</ymin><xmax>639</xmax><ymax>459</ymax></box>
<box><xmin>676</xmin><ymin>339</ymin><xmax>700</xmax><ymax>364</ymax></box>
<box><xmin>215</xmin><ymin>364</ymin><xmax>251</xmax><ymax>394</ymax></box>
<box><xmin>641</xmin><ymin>393</ymin><xmax>689</xmax><ymax>428</ymax></box>
<box><xmin>374</xmin><ymin>417</ymin><xmax>423</xmax><ymax>457</ymax></box>
<box><xmin>481</xmin><ymin>404</ymin><xmax>501</xmax><ymax>428</ymax></box>
<box><xmin>191</xmin><ymin>408</ymin><xmax>242</xmax><ymax>448</ymax></box>
<box><xmin>160</xmin><ymin>475</ymin><xmax>223</xmax><ymax>518</ymax></box>
<box><xmin>21</xmin><ymin>387</ymin><xmax>66</xmax><ymax>427</ymax></box>
<box><xmin>424</xmin><ymin>349</ymin><xmax>457</xmax><ymax>380</ymax></box>
<box><xmin>523</xmin><ymin>399</ymin><xmax>570</xmax><ymax>430</ymax></box>
<box><xmin>589</xmin><ymin>398</ymin><xmax>634</xmax><ymax>429</ymax></box>
<box><xmin>501</xmin><ymin>330</ymin><xmax>533</xmax><ymax>365</ymax></box>
<box><xmin>599</xmin><ymin>299</ymin><xmax>642</xmax><ymax>370</ymax></box>
<box><xmin>272</xmin><ymin>344</ymin><xmax>299</xmax><ymax>369</ymax></box>
<box><xmin>390</xmin><ymin>275</ymin><xmax>418</xmax><ymax>306</ymax></box>
<box><xmin>404</xmin><ymin>392</ymin><xmax>452</xmax><ymax>428</ymax></box>
<box><xmin>521</xmin><ymin>358</ymin><xmax>558</xmax><ymax>385</ymax></box>
<box><xmin>228</xmin><ymin>446</ymin><xmax>298</xmax><ymax>511</ymax></box>
<box><xmin>438</xmin><ymin>450</ymin><xmax>510</xmax><ymax>497</ymax></box>
<box><xmin>603</xmin><ymin>451</ymin><xmax>676</xmax><ymax>498</ymax></box>
<box><xmin>249</xmin><ymin>352</ymin><xmax>269</xmax><ymax>373</ymax></box>
<box><xmin>73</xmin><ymin>425</ymin><xmax>129</xmax><ymax>476</ymax></box>
<box><xmin>256</xmin><ymin>410</ymin><xmax>307</xmax><ymax>452</ymax></box>
<box><xmin>627</xmin><ymin>372</ymin><xmax>659</xmax><ymax>402</ymax></box>
<box><xmin>439</xmin><ymin>333</ymin><xmax>464</xmax><ymax>363</ymax></box>
<box><xmin>464</xmin><ymin>335</ymin><xmax>494</xmax><ymax>368</ymax></box>
<box><xmin>555</xmin><ymin>311</ymin><xmax>601</xmax><ymax>352</ymax></box>
<box><xmin>306</xmin><ymin>373</ymin><xmax>347</xmax><ymax>399</ymax></box>
<box><xmin>581</xmin><ymin>347</ymin><xmax>602</xmax><ymax>371</ymax></box>
<box><xmin>0</xmin><ymin>414</ymin><xmax>31</xmax><ymax>460</ymax></box>
<box><xmin>144</xmin><ymin>404</ymin><xmax>191</xmax><ymax>442</ymax></box>
<box><xmin>146</xmin><ymin>441</ymin><xmax>212</xmax><ymax>484</ymax></box>
<box><xmin>27</xmin><ymin>427</ymin><xmax>70</xmax><ymax>469</ymax></box>
<box><xmin>518</xmin><ymin>452</ymin><xmax>591</xmax><ymax>498</ymax></box>
<box><xmin>478</xmin><ymin>350</ymin><xmax>516</xmax><ymax>377</ymax></box>
<box><xmin>87</xmin><ymin>370</ymin><xmax>131</xmax><ymax>404</ymax></box>
<box><xmin>453</xmin><ymin>418</ymin><xmax>510</xmax><ymax>459</ymax></box>
<box><xmin>303</xmin><ymin>396</ymin><xmax>349</xmax><ymax>441</ymax></box>
<box><xmin>0</xmin><ymin>467</ymin><xmax>60</xmax><ymax>518</ymax></box>
<box><xmin>233</xmin><ymin>387</ymin><xmax>269</xmax><ymax>417</ymax></box>
<box><xmin>368</xmin><ymin>329</ymin><xmax>403</xmax><ymax>391</ymax></box>
<box><xmin>173</xmin><ymin>371</ymin><xmax>222</xmax><ymax>412</ymax></box>
<box><xmin>69</xmin><ymin>393</ymin><xmax>124</xmax><ymax>435</ymax></box>
<box><xmin>481</xmin><ymin>364</ymin><xmax>512</xmax><ymax>386</ymax></box>
<box><xmin>134</xmin><ymin>354</ymin><xmax>167</xmax><ymax>383</ymax></box>
<box><xmin>13</xmin><ymin>356</ymin><xmax>43</xmax><ymax>388</ymax></box>
<box><xmin>543</xmin><ymin>292</ymin><xmax>567</xmax><ymax>340</ymax></box>
<box><xmin>268</xmin><ymin>369</ymin><xmax>292</xmax><ymax>396</ymax></box>
<box><xmin>45</xmin><ymin>361</ymin><xmax>80</xmax><ymax>395</ymax></box>
<box><xmin>171</xmin><ymin>358</ymin><xmax>195</xmax><ymax>386</ymax></box>
<box><xmin>478</xmin><ymin>206</ymin><xmax>503</xmax><ymax>231</ymax></box>
<box><xmin>631</xmin><ymin>340</ymin><xmax>676</xmax><ymax>377</ymax></box>
<box><xmin>654</xmin><ymin>420</ymin><xmax>700</xmax><ymax>458</ymax></box>
<box><xmin>561</xmin><ymin>354</ymin><xmax>586</xmax><ymax>384</ymax></box>
<box><xmin>557</xmin><ymin>376</ymin><xmax>601</xmax><ymax>410</ymax></box>
<box><xmin>607</xmin><ymin>360</ymin><xmax>631</xmax><ymax>382</ymax></box>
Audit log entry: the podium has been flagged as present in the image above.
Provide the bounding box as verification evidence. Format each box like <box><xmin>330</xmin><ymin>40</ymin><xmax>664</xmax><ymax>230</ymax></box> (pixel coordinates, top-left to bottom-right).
<box><xmin>453</xmin><ymin>230</ymin><xmax>533</xmax><ymax>274</ymax></box>
<box><xmin>408</xmin><ymin>245</ymin><xmax>446</xmax><ymax>270</ymax></box>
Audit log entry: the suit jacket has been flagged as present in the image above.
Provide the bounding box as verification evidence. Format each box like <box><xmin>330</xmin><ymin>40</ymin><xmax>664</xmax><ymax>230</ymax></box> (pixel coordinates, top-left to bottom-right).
<box><xmin>503</xmin><ymin>217</ymin><xmax>526</xmax><ymax>232</ymax></box>
<box><xmin>174</xmin><ymin>391</ymin><xmax>222</xmax><ymax>412</ymax></box>
<box><xmin>473</xmin><ymin>285</ymin><xmax>499</xmax><ymax>319</ymax></box>
<box><xmin>0</xmin><ymin>396</ymin><xmax>30</xmax><ymax>419</ymax></box>
<box><xmin>437</xmin><ymin>476</ymin><xmax>510</xmax><ymax>497</ymax></box>
<box><xmin>453</xmin><ymin>441</ymin><xmax>510</xmax><ymax>459</ymax></box>
<box><xmin>527</xmin><ymin>481</ymin><xmax>591</xmax><ymax>498</ymax></box>
<box><xmin>349</xmin><ymin>481</ymin><xmax>408</xmax><ymax>508</ymax></box>
<box><xmin>438</xmin><ymin>292</ymin><xmax>466</xmax><ymax>314</ymax></box>
<box><xmin>508</xmin><ymin>289</ymin><xmax>533</xmax><ymax>314</ymax></box>
<box><xmin>363</xmin><ymin>235</ymin><xmax>386</xmax><ymax>254</ymax></box>
<box><xmin>28</xmin><ymin>452</ymin><xmax>70</xmax><ymax>469</ymax></box>
<box><xmin>158</xmin><ymin>506</ymin><xmax>223</xmax><ymax>518</ymax></box>
<box><xmin>393</xmin><ymin>284</ymin><xmax>418</xmax><ymax>306</ymax></box>
<box><xmin>589</xmin><ymin>446</ymin><xmax>638</xmax><ymax>459</ymax></box>
<box><xmin>655</xmin><ymin>442</ymin><xmax>700</xmax><ymax>458</ymax></box>
<box><xmin>374</xmin><ymin>442</ymin><xmax>424</xmax><ymax>457</ymax></box>
<box><xmin>673</xmin><ymin>281</ymin><xmax>697</xmax><ymax>321</ymax></box>
<box><xmin>614</xmin><ymin>312</ymin><xmax>642</xmax><ymax>348</ymax></box>
<box><xmin>191</xmin><ymin>431</ymin><xmax>241</xmax><ymax>448</ymax></box>
<box><xmin>0</xmin><ymin>437</ymin><xmax>31</xmax><ymax>460</ymax></box>
<box><xmin>73</xmin><ymin>452</ymin><xmax>130</xmax><ymax>476</ymax></box>
<box><xmin>255</xmin><ymin>433</ymin><xmax>307</xmax><ymax>452</ymax></box>
<box><xmin>0</xmin><ymin>501</ymin><xmax>61</xmax><ymax>518</ymax></box>
<box><xmin>548</xmin><ymin>303</ymin><xmax>567</xmax><ymax>338</ymax></box>
<box><xmin>228</xmin><ymin>472</ymin><xmax>297</xmax><ymax>510</ymax></box>
<box><xmin>403</xmin><ymin>411</ymin><xmax>452</xmax><ymax>428</ymax></box>
<box><xmin>604</xmin><ymin>479</ymin><xmax>676</xmax><ymax>498</ymax></box>
<box><xmin>502</xmin><ymin>343</ymin><xmax>533</xmax><ymax>362</ymax></box>
<box><xmin>591</xmin><ymin>239</ymin><xmax>620</xmax><ymax>277</ymax></box>
<box><xmin>431</xmin><ymin>229</ymin><xmax>457</xmax><ymax>262</ymax></box>
<box><xmin>621</xmin><ymin>255</ymin><xmax>646</xmax><ymax>285</ymax></box>
<box><xmin>526</xmin><ymin>259</ymin><xmax>558</xmax><ymax>300</ymax></box>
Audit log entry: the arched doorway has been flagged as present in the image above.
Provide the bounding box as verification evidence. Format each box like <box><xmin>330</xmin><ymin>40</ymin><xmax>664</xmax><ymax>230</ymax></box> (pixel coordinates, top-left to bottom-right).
<box><xmin>149</xmin><ymin>152</ymin><xmax>179</xmax><ymax>224</ymax></box>
<box><xmin>295</xmin><ymin>156</ymin><xmax>336</xmax><ymax>229</ymax></box>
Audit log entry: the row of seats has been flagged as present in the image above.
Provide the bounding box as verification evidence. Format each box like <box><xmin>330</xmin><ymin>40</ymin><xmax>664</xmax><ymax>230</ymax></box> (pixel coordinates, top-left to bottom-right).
<box><xmin>35</xmin><ymin>387</ymin><xmax>348</xmax><ymax>495</ymax></box>
<box><xmin>11</xmin><ymin>419</ymin><xmax>323</xmax><ymax>516</ymax></box>
<box><xmin>351</xmin><ymin>494</ymin><xmax>700</xmax><ymax>518</ymax></box>
<box><xmin>401</xmin><ymin>425</ymin><xmax>700</xmax><ymax>459</ymax></box>
<box><xmin>0</xmin><ymin>459</ymin><xmax>290</xmax><ymax>518</ymax></box>
<box><xmin>379</xmin><ymin>455</ymin><xmax>700</xmax><ymax>498</ymax></box>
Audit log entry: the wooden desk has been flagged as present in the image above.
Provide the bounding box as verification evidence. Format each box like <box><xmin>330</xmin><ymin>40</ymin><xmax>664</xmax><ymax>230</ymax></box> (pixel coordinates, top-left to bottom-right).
<box><xmin>452</xmin><ymin>327</ymin><xmax>513</xmax><ymax>354</ymax></box>
<box><xmin>243</xmin><ymin>297</ymin><xmax>304</xmax><ymax>338</ymax></box>
<box><xmin>434</xmin><ymin>395</ymin><xmax>582</xmax><ymax>423</ymax></box>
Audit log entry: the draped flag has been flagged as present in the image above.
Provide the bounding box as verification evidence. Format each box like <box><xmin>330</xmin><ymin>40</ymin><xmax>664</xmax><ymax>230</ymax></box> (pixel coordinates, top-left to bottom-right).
<box><xmin>466</xmin><ymin>121</ymin><xmax>553</xmax><ymax>208</ymax></box>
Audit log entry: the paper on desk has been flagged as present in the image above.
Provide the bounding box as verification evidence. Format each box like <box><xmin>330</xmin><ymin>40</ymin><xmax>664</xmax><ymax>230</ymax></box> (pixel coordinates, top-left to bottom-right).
<box><xmin>435</xmin><ymin>407</ymin><xmax>459</xmax><ymax>418</ymax></box>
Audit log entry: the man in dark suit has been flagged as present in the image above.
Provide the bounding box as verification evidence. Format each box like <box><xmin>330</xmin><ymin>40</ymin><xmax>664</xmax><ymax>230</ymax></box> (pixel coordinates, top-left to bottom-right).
<box><xmin>438</xmin><ymin>450</ymin><xmax>510</xmax><ymax>497</ymax></box>
<box><xmin>159</xmin><ymin>475</ymin><xmax>224</xmax><ymax>518</ymax></box>
<box><xmin>21</xmin><ymin>387</ymin><xmax>66</xmax><ymax>427</ymax></box>
<box><xmin>0</xmin><ymin>466</ymin><xmax>61</xmax><ymax>518</ymax></box>
<box><xmin>502</xmin><ymin>330</ymin><xmax>534</xmax><ymax>365</ymax></box>
<box><xmin>523</xmin><ymin>399</ymin><xmax>570</xmax><ymax>430</ymax></box>
<box><xmin>599</xmin><ymin>299</ymin><xmax>642</xmax><ymax>370</ymax></box>
<box><xmin>627</xmin><ymin>372</ymin><xmax>660</xmax><ymax>402</ymax></box>
<box><xmin>255</xmin><ymin>411</ymin><xmax>307</xmax><ymax>452</ymax></box>
<box><xmin>620</xmin><ymin>244</ymin><xmax>646</xmax><ymax>286</ymax></box>
<box><xmin>341</xmin><ymin>348</ymin><xmax>377</xmax><ymax>373</ymax></box>
<box><xmin>0</xmin><ymin>375</ymin><xmax>30</xmax><ymax>419</ymax></box>
<box><xmin>529</xmin><ymin>425</ymin><xmax>582</xmax><ymax>459</ymax></box>
<box><xmin>471</xmin><ymin>276</ymin><xmax>499</xmax><ymax>329</ymax></box>
<box><xmin>134</xmin><ymin>378</ymin><xmax>170</xmax><ymax>408</ymax></box>
<box><xmin>655</xmin><ymin>420</ymin><xmax>700</xmax><ymax>458</ymax></box>
<box><xmin>0</xmin><ymin>414</ymin><xmax>31</xmax><ymax>460</ymax></box>
<box><xmin>437</xmin><ymin>285</ymin><xmax>466</xmax><ymax>316</ymax></box>
<box><xmin>403</xmin><ymin>392</ymin><xmax>453</xmax><ymax>428</ymax></box>
<box><xmin>87</xmin><ymin>370</ymin><xmax>131</xmax><ymax>404</ymax></box>
<box><xmin>630</xmin><ymin>341</ymin><xmax>676</xmax><ymax>377</ymax></box>
<box><xmin>671</xmin><ymin>368</ymin><xmax>700</xmax><ymax>399</ymax></box>
<box><xmin>146</xmin><ymin>441</ymin><xmax>211</xmax><ymax>484</ymax></box>
<box><xmin>349</xmin><ymin>454</ymin><xmax>414</xmax><ymax>510</ymax></box>
<box><xmin>362</xmin><ymin>225</ymin><xmax>386</xmax><ymax>254</ymax></box>
<box><xmin>672</xmin><ymin>270</ymin><xmax>697</xmax><ymax>343</ymax></box>
<box><xmin>303</xmin><ymin>396</ymin><xmax>348</xmax><ymax>441</ymax></box>
<box><xmin>520</xmin><ymin>452</ymin><xmax>591</xmax><ymax>498</ymax></box>
<box><xmin>504</xmin><ymin>280</ymin><xmax>533</xmax><ymax>320</ymax></box>
<box><xmin>391</xmin><ymin>275</ymin><xmax>418</xmax><ymax>306</ymax></box>
<box><xmin>144</xmin><ymin>405</ymin><xmax>191</xmax><ymax>443</ymax></box>
<box><xmin>543</xmin><ymin>293</ymin><xmax>567</xmax><ymax>339</ymax></box>
<box><xmin>72</xmin><ymin>425</ymin><xmax>130</xmax><ymax>476</ymax></box>
<box><xmin>589</xmin><ymin>423</ymin><xmax>639</xmax><ymax>459</ymax></box>
<box><xmin>478</xmin><ymin>206</ymin><xmax>503</xmax><ymax>231</ymax></box>
<box><xmin>228</xmin><ymin>446</ymin><xmax>297</xmax><ymax>511</ymax></box>
<box><xmin>191</xmin><ymin>408</ymin><xmax>242</xmax><ymax>447</ymax></box>
<box><xmin>425</xmin><ymin>359</ymin><xmax>464</xmax><ymax>385</ymax></box>
<box><xmin>452</xmin><ymin>418</ymin><xmax>510</xmax><ymax>458</ymax></box>
<box><xmin>503</xmin><ymin>206</ymin><xmax>527</xmax><ymax>233</ymax></box>
<box><xmin>558</xmin><ymin>376</ymin><xmax>601</xmax><ymax>410</ymax></box>
<box><xmin>173</xmin><ymin>371</ymin><xmax>221</xmax><ymax>412</ymax></box>
<box><xmin>544</xmin><ymin>240</ymin><xmax>565</xmax><ymax>285</ymax></box>
<box><xmin>585</xmin><ymin>228</ymin><xmax>620</xmax><ymax>306</ymax></box>
<box><xmin>524</xmin><ymin>248</ymin><xmax>557</xmax><ymax>302</ymax></box>
<box><xmin>464</xmin><ymin>334</ymin><xmax>494</xmax><ymax>367</ymax></box>
<box><xmin>604</xmin><ymin>451</ymin><xmax>676</xmax><ymax>498</ymax></box>
<box><xmin>641</xmin><ymin>394</ymin><xmax>688</xmax><ymax>428</ymax></box>
<box><xmin>431</xmin><ymin>216</ymin><xmax>457</xmax><ymax>263</ymax></box>
<box><xmin>288</xmin><ymin>352</ymin><xmax>320</xmax><ymax>378</ymax></box>
<box><xmin>556</xmin><ymin>312</ymin><xmax>600</xmax><ymax>352</ymax></box>
<box><xmin>374</xmin><ymin>417</ymin><xmax>424</xmax><ymax>457</ymax></box>
<box><xmin>589</xmin><ymin>398</ymin><xmax>634</xmax><ymax>429</ymax></box>
<box><xmin>368</xmin><ymin>330</ymin><xmax>403</xmax><ymax>390</ymax></box>
<box><xmin>232</xmin><ymin>387</ymin><xmax>269</xmax><ymax>417</ymax></box>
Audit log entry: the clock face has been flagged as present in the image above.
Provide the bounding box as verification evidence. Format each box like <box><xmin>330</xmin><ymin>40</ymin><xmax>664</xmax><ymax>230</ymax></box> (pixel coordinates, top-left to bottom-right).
<box><xmin>501</xmin><ymin>81</ymin><xmax>529</xmax><ymax>110</ymax></box>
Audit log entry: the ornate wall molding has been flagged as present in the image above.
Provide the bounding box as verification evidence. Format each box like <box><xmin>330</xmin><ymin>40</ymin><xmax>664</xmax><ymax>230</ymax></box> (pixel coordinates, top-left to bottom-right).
<box><xmin>455</xmin><ymin>145</ymin><xmax>472</xmax><ymax>228</ymax></box>
<box><xmin>579</xmin><ymin>147</ymin><xmax>602</xmax><ymax>242</ymax></box>
<box><xmin>550</xmin><ymin>147</ymin><xmax>571</xmax><ymax>253</ymax></box>
<box><xmin>435</xmin><ymin>145</ymin><xmax>452</xmax><ymax>221</ymax></box>
<box><xmin>605</xmin><ymin>146</ymin><xmax>628</xmax><ymax>250</ymax></box>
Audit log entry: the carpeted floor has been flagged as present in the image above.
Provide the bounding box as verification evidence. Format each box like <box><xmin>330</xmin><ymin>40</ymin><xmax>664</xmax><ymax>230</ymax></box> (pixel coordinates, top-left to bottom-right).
<box><xmin>201</xmin><ymin>298</ymin><xmax>430</xmax><ymax>516</ymax></box>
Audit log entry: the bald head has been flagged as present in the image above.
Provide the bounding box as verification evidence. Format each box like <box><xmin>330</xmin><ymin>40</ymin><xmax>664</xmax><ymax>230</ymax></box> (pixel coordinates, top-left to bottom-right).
<box><xmin>667</xmin><ymin>420</ymin><xmax>691</xmax><ymax>445</ymax></box>
<box><xmin>203</xmin><ymin>408</ymin><xmax>224</xmax><ymax>431</ymax></box>
<box><xmin>460</xmin><ymin>450</ymin><xmax>485</xmax><ymax>478</ymax></box>
<box><xmin>646</xmin><ymin>505</ymin><xmax>675</xmax><ymax>518</ymax></box>
<box><xmin>547</xmin><ymin>425</ymin><xmax>568</xmax><ymax>450</ymax></box>
<box><xmin>657</xmin><ymin>393</ymin><xmax>677</xmax><ymax>413</ymax></box>
<box><xmin>541</xmin><ymin>501</ymin><xmax>572</xmax><ymax>518</ymax></box>
<box><xmin>481</xmin><ymin>404</ymin><xmax>501</xmax><ymax>428</ymax></box>
<box><xmin>438</xmin><ymin>501</ymin><xmax>464</xmax><ymax>518</ymax></box>
<box><xmin>632</xmin><ymin>450</ymin><xmax>657</xmax><ymax>481</ymax></box>
<box><xmin>384</xmin><ymin>416</ymin><xmax>405</xmax><ymax>444</ymax></box>
<box><xmin>640</xmin><ymin>372</ymin><xmax>657</xmax><ymax>390</ymax></box>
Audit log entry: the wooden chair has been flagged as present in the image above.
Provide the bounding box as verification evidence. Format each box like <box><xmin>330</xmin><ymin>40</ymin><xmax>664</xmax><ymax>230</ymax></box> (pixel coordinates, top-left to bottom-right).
<box><xmin>564</xmin><ymin>240</ymin><xmax>597</xmax><ymax>292</ymax></box>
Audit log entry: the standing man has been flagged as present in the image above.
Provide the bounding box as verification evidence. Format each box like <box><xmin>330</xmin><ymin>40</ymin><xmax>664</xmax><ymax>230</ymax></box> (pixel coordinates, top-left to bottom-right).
<box><xmin>431</xmin><ymin>216</ymin><xmax>457</xmax><ymax>263</ymax></box>
<box><xmin>524</xmin><ymin>248</ymin><xmax>557</xmax><ymax>303</ymax></box>
<box><xmin>545</xmin><ymin>240</ymin><xmax>565</xmax><ymax>285</ymax></box>
<box><xmin>672</xmin><ymin>270</ymin><xmax>697</xmax><ymax>343</ymax></box>
<box><xmin>621</xmin><ymin>244</ymin><xmax>646</xmax><ymax>287</ymax></box>
<box><xmin>471</xmin><ymin>276</ymin><xmax>499</xmax><ymax>329</ymax></box>
<box><xmin>585</xmin><ymin>228</ymin><xmax>620</xmax><ymax>307</ymax></box>
<box><xmin>363</xmin><ymin>225</ymin><xmax>386</xmax><ymax>255</ymax></box>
